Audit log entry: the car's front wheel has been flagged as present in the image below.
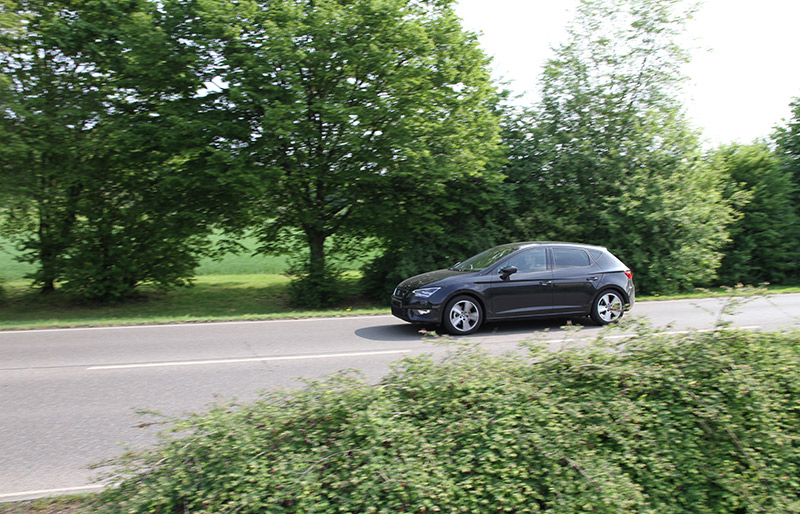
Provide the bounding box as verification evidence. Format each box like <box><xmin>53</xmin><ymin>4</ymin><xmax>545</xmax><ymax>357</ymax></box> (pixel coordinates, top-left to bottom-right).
<box><xmin>591</xmin><ymin>290</ymin><xmax>625</xmax><ymax>325</ymax></box>
<box><xmin>443</xmin><ymin>295</ymin><xmax>483</xmax><ymax>335</ymax></box>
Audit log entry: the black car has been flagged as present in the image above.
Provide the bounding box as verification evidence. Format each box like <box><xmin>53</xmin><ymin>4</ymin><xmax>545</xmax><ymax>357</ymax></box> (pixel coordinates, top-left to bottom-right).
<box><xmin>391</xmin><ymin>242</ymin><xmax>635</xmax><ymax>335</ymax></box>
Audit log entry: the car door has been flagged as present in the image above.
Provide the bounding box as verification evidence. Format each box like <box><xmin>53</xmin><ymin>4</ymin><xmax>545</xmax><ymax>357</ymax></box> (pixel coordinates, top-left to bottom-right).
<box><xmin>550</xmin><ymin>246</ymin><xmax>603</xmax><ymax>314</ymax></box>
<box><xmin>488</xmin><ymin>247</ymin><xmax>554</xmax><ymax>318</ymax></box>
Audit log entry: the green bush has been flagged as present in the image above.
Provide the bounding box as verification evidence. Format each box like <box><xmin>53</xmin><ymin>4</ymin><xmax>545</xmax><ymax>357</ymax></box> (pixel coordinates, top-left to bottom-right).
<box><xmin>97</xmin><ymin>329</ymin><xmax>800</xmax><ymax>513</ymax></box>
<box><xmin>284</xmin><ymin>259</ymin><xmax>345</xmax><ymax>309</ymax></box>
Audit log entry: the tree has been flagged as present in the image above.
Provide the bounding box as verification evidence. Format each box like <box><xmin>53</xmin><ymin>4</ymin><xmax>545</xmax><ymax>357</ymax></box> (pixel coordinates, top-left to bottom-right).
<box><xmin>1</xmin><ymin>0</ymin><xmax>249</xmax><ymax>300</ymax></box>
<box><xmin>192</xmin><ymin>0</ymin><xmax>503</xmax><ymax>305</ymax></box>
<box><xmin>1</xmin><ymin>0</ymin><xmax>108</xmax><ymax>291</ymax></box>
<box><xmin>502</xmin><ymin>0</ymin><xmax>734</xmax><ymax>294</ymax></box>
<box><xmin>774</xmin><ymin>98</ymin><xmax>800</xmax><ymax>190</ymax></box>
<box><xmin>706</xmin><ymin>144</ymin><xmax>798</xmax><ymax>285</ymax></box>
<box><xmin>772</xmin><ymin>98</ymin><xmax>800</xmax><ymax>283</ymax></box>
<box><xmin>0</xmin><ymin>0</ymin><xmax>26</xmax><ymax>81</ymax></box>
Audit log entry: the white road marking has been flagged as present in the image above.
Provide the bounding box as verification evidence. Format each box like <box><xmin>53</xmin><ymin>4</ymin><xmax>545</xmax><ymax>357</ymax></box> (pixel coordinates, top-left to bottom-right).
<box><xmin>88</xmin><ymin>349</ymin><xmax>410</xmax><ymax>370</ymax></box>
<box><xmin>0</xmin><ymin>484</ymin><xmax>105</xmax><ymax>501</ymax></box>
<box><xmin>0</xmin><ymin>315</ymin><xmax>396</xmax><ymax>335</ymax></box>
<box><xmin>87</xmin><ymin>326</ymin><xmax>761</xmax><ymax>370</ymax></box>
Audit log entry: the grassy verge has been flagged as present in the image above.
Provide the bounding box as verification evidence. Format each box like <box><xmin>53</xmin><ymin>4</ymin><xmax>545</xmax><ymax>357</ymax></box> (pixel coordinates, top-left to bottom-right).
<box><xmin>0</xmin><ymin>495</ymin><xmax>92</xmax><ymax>514</ymax></box>
<box><xmin>637</xmin><ymin>284</ymin><xmax>800</xmax><ymax>301</ymax></box>
<box><xmin>0</xmin><ymin>273</ymin><xmax>387</xmax><ymax>330</ymax></box>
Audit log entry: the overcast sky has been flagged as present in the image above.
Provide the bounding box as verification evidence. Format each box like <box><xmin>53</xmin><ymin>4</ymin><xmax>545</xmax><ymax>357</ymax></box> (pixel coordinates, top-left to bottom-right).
<box><xmin>454</xmin><ymin>0</ymin><xmax>800</xmax><ymax>147</ymax></box>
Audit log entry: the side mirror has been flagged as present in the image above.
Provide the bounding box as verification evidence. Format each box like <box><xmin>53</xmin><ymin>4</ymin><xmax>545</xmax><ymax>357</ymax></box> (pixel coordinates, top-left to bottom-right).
<box><xmin>499</xmin><ymin>265</ymin><xmax>518</xmax><ymax>280</ymax></box>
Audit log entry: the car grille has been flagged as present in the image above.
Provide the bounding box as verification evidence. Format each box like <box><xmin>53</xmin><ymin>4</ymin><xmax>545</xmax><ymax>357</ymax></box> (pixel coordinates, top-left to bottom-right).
<box><xmin>393</xmin><ymin>287</ymin><xmax>409</xmax><ymax>298</ymax></box>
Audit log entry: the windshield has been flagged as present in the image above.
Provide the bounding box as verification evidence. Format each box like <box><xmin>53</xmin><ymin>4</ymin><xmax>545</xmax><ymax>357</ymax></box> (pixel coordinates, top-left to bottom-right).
<box><xmin>451</xmin><ymin>244</ymin><xmax>529</xmax><ymax>271</ymax></box>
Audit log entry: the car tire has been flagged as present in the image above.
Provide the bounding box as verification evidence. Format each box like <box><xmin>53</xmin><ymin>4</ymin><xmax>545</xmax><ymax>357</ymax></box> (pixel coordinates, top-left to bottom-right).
<box><xmin>443</xmin><ymin>295</ymin><xmax>483</xmax><ymax>335</ymax></box>
<box><xmin>590</xmin><ymin>290</ymin><xmax>625</xmax><ymax>325</ymax></box>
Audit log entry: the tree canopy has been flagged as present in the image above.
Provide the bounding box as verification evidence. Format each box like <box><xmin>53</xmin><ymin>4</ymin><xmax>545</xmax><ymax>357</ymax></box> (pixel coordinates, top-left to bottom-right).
<box><xmin>0</xmin><ymin>0</ymin><xmax>250</xmax><ymax>300</ymax></box>
<box><xmin>178</xmin><ymin>0</ymin><xmax>504</xmax><ymax>305</ymax></box>
<box><xmin>708</xmin><ymin>143</ymin><xmax>799</xmax><ymax>286</ymax></box>
<box><xmin>502</xmin><ymin>0</ymin><xmax>733</xmax><ymax>294</ymax></box>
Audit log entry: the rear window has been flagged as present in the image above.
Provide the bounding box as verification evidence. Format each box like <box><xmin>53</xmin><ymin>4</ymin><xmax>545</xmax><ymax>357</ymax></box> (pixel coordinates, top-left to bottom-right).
<box><xmin>553</xmin><ymin>248</ymin><xmax>591</xmax><ymax>268</ymax></box>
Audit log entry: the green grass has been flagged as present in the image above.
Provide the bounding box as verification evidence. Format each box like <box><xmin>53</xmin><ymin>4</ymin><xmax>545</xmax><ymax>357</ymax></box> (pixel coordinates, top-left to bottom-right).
<box><xmin>0</xmin><ymin>272</ymin><xmax>387</xmax><ymax>330</ymax></box>
<box><xmin>195</xmin><ymin>247</ymin><xmax>291</xmax><ymax>275</ymax></box>
<box><xmin>0</xmin><ymin>495</ymin><xmax>92</xmax><ymax>514</ymax></box>
<box><xmin>1</xmin><ymin>236</ymin><xmax>290</xmax><ymax>282</ymax></box>
<box><xmin>1</xmin><ymin>234</ymin><xmax>374</xmax><ymax>281</ymax></box>
<box><xmin>0</xmin><ymin>245</ymin><xmax>34</xmax><ymax>283</ymax></box>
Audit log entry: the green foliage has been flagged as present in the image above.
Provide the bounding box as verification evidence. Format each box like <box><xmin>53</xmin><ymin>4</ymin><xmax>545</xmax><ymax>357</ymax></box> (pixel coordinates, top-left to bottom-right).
<box><xmin>286</xmin><ymin>259</ymin><xmax>345</xmax><ymax>309</ymax></box>
<box><xmin>0</xmin><ymin>0</ymin><xmax>26</xmax><ymax>85</ymax></box>
<box><xmin>360</xmin><ymin>173</ymin><xmax>507</xmax><ymax>301</ymax></box>
<box><xmin>774</xmin><ymin>97</ymin><xmax>800</xmax><ymax>192</ymax></box>
<box><xmin>708</xmin><ymin>143</ymin><xmax>800</xmax><ymax>285</ymax></box>
<box><xmin>181</xmin><ymin>0</ymin><xmax>503</xmax><ymax>304</ymax></box>
<box><xmin>773</xmin><ymin>97</ymin><xmax>800</xmax><ymax>283</ymax></box>
<box><xmin>501</xmin><ymin>0</ymin><xmax>734</xmax><ymax>295</ymax></box>
<box><xmin>96</xmin><ymin>329</ymin><xmax>800</xmax><ymax>513</ymax></box>
<box><xmin>0</xmin><ymin>0</ymin><xmax>253</xmax><ymax>300</ymax></box>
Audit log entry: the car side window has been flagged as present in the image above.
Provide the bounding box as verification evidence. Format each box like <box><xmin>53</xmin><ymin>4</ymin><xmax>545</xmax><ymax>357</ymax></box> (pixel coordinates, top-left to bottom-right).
<box><xmin>553</xmin><ymin>248</ymin><xmax>591</xmax><ymax>269</ymax></box>
<box><xmin>503</xmin><ymin>248</ymin><xmax>548</xmax><ymax>272</ymax></box>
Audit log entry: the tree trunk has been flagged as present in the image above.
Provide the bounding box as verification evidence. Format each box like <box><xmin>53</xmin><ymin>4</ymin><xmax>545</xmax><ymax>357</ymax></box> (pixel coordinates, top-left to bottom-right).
<box><xmin>37</xmin><ymin>215</ymin><xmax>57</xmax><ymax>293</ymax></box>
<box><xmin>307</xmin><ymin>229</ymin><xmax>327</xmax><ymax>284</ymax></box>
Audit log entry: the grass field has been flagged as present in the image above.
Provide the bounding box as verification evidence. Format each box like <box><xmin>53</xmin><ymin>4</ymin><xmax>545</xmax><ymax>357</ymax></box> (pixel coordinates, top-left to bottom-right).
<box><xmin>1</xmin><ymin>236</ymin><xmax>293</xmax><ymax>282</ymax></box>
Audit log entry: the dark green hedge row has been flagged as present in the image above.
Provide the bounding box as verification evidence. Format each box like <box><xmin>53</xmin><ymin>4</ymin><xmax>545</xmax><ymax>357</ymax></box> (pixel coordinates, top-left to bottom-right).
<box><xmin>97</xmin><ymin>329</ymin><xmax>800</xmax><ymax>513</ymax></box>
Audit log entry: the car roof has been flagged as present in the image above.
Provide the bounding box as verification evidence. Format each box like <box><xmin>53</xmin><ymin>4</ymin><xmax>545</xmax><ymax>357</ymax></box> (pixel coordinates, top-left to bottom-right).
<box><xmin>512</xmin><ymin>241</ymin><xmax>607</xmax><ymax>251</ymax></box>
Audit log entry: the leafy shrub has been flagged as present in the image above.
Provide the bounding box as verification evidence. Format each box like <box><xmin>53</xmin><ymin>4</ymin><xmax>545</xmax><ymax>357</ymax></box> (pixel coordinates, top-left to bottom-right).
<box><xmin>285</xmin><ymin>259</ymin><xmax>345</xmax><ymax>309</ymax></box>
<box><xmin>96</xmin><ymin>329</ymin><xmax>800</xmax><ymax>513</ymax></box>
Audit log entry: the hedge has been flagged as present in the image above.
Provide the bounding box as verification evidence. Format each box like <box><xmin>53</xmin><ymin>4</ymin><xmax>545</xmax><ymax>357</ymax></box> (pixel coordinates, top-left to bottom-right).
<box><xmin>96</xmin><ymin>328</ymin><xmax>800</xmax><ymax>513</ymax></box>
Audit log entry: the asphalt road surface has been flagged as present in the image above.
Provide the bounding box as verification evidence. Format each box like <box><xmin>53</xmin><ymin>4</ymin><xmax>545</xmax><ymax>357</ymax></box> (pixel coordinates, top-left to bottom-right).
<box><xmin>2</xmin><ymin>294</ymin><xmax>799</xmax><ymax>502</ymax></box>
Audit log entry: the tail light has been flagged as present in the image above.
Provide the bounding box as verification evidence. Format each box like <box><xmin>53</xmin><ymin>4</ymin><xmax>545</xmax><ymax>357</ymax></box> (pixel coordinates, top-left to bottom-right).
<box><xmin>624</xmin><ymin>269</ymin><xmax>633</xmax><ymax>280</ymax></box>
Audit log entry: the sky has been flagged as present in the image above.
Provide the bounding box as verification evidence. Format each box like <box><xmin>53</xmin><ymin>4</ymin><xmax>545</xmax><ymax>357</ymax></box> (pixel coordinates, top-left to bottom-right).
<box><xmin>453</xmin><ymin>0</ymin><xmax>800</xmax><ymax>147</ymax></box>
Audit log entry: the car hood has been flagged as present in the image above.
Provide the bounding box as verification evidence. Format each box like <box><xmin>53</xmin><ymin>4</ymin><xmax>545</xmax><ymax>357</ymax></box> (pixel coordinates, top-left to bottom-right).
<box><xmin>397</xmin><ymin>269</ymin><xmax>468</xmax><ymax>290</ymax></box>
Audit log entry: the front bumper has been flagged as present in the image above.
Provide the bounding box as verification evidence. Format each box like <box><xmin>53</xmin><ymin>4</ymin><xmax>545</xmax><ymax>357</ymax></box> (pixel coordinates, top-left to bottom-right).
<box><xmin>391</xmin><ymin>296</ymin><xmax>442</xmax><ymax>324</ymax></box>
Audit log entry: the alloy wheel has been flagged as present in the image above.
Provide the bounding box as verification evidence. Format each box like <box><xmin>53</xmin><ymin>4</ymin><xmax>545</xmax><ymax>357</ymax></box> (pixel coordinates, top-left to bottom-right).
<box><xmin>596</xmin><ymin>292</ymin><xmax>623</xmax><ymax>323</ymax></box>
<box><xmin>449</xmin><ymin>299</ymin><xmax>481</xmax><ymax>333</ymax></box>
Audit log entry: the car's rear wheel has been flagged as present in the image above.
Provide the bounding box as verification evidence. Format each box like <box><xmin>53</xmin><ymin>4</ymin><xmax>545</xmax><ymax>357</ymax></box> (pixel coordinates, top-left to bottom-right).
<box><xmin>591</xmin><ymin>290</ymin><xmax>624</xmax><ymax>325</ymax></box>
<box><xmin>443</xmin><ymin>295</ymin><xmax>483</xmax><ymax>335</ymax></box>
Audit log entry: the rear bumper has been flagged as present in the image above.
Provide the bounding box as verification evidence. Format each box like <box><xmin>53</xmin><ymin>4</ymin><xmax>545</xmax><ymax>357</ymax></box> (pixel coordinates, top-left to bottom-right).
<box><xmin>626</xmin><ymin>283</ymin><xmax>636</xmax><ymax>309</ymax></box>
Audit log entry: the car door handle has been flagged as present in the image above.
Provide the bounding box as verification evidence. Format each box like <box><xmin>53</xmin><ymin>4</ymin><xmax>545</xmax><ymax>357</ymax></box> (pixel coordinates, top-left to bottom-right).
<box><xmin>540</xmin><ymin>280</ymin><xmax>553</xmax><ymax>286</ymax></box>
<box><xmin>588</xmin><ymin>276</ymin><xmax>600</xmax><ymax>281</ymax></box>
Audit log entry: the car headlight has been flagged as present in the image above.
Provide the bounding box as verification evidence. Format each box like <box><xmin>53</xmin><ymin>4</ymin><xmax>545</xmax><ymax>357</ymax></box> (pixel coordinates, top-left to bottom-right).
<box><xmin>412</xmin><ymin>287</ymin><xmax>441</xmax><ymax>298</ymax></box>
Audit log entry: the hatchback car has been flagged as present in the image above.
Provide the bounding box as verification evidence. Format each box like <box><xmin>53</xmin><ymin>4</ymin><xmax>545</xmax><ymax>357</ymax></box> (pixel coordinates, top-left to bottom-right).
<box><xmin>391</xmin><ymin>242</ymin><xmax>635</xmax><ymax>334</ymax></box>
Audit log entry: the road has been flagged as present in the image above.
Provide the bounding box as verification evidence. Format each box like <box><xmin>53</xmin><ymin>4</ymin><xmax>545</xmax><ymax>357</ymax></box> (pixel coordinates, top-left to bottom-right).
<box><xmin>1</xmin><ymin>294</ymin><xmax>799</xmax><ymax>502</ymax></box>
